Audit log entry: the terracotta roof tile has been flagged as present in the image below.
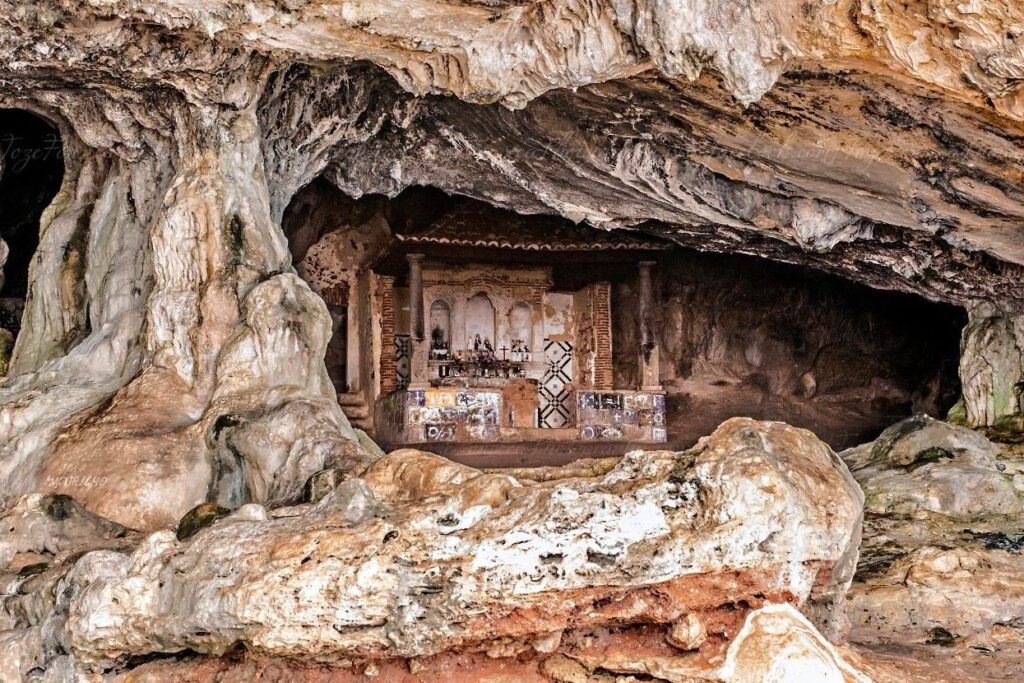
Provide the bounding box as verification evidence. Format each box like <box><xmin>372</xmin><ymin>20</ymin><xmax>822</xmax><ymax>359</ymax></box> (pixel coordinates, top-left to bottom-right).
<box><xmin>395</xmin><ymin>203</ymin><xmax>670</xmax><ymax>252</ymax></box>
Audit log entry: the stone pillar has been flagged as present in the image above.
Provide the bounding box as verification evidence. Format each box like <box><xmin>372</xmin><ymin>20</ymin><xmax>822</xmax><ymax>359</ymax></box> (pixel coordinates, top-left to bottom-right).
<box><xmin>406</xmin><ymin>254</ymin><xmax>429</xmax><ymax>388</ymax></box>
<box><xmin>637</xmin><ymin>261</ymin><xmax>662</xmax><ymax>391</ymax></box>
<box><xmin>407</xmin><ymin>254</ymin><xmax>425</xmax><ymax>341</ymax></box>
<box><xmin>960</xmin><ymin>300</ymin><xmax>1024</xmax><ymax>431</ymax></box>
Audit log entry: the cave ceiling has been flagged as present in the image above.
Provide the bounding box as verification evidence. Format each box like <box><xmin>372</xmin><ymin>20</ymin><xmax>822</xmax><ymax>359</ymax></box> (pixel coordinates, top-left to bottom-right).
<box><xmin>1</xmin><ymin>1</ymin><xmax>1023</xmax><ymax>304</ymax></box>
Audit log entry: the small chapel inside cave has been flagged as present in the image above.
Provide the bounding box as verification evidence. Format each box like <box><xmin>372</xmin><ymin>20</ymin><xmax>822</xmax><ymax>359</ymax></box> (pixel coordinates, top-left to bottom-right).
<box><xmin>283</xmin><ymin>180</ymin><xmax>965</xmax><ymax>463</ymax></box>
<box><xmin>285</xmin><ymin>182</ymin><xmax>671</xmax><ymax>455</ymax></box>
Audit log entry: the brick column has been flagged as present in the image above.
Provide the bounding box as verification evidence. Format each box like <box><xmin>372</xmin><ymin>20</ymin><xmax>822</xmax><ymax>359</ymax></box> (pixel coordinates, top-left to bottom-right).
<box><xmin>378</xmin><ymin>274</ymin><xmax>398</xmax><ymax>394</ymax></box>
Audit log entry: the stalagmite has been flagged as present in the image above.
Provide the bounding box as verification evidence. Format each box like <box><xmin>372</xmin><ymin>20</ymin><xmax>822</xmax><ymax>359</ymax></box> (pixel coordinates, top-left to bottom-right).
<box><xmin>960</xmin><ymin>302</ymin><xmax>1024</xmax><ymax>431</ymax></box>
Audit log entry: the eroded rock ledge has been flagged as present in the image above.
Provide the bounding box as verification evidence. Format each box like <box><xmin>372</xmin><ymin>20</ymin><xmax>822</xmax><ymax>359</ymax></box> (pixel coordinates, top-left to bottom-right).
<box><xmin>0</xmin><ymin>419</ymin><xmax>864</xmax><ymax>680</ymax></box>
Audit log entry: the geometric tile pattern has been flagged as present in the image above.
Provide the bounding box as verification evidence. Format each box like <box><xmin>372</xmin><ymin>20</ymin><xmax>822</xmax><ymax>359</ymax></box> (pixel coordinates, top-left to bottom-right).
<box><xmin>539</xmin><ymin>339</ymin><xmax>573</xmax><ymax>428</ymax></box>
<box><xmin>394</xmin><ymin>334</ymin><xmax>411</xmax><ymax>390</ymax></box>
<box><xmin>398</xmin><ymin>388</ymin><xmax>501</xmax><ymax>443</ymax></box>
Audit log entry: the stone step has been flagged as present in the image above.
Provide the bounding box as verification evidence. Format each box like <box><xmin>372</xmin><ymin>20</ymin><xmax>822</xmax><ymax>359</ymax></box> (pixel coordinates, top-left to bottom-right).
<box><xmin>342</xmin><ymin>405</ymin><xmax>371</xmax><ymax>420</ymax></box>
<box><xmin>337</xmin><ymin>392</ymin><xmax>372</xmax><ymax>431</ymax></box>
<box><xmin>337</xmin><ymin>393</ymin><xmax>367</xmax><ymax>407</ymax></box>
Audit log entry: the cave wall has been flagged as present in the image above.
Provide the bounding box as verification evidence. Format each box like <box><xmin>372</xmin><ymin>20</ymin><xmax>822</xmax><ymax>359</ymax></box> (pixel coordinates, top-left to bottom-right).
<box><xmin>612</xmin><ymin>250</ymin><xmax>964</xmax><ymax>449</ymax></box>
<box><xmin>0</xmin><ymin>3</ymin><xmax>1022</xmax><ymax>677</ymax></box>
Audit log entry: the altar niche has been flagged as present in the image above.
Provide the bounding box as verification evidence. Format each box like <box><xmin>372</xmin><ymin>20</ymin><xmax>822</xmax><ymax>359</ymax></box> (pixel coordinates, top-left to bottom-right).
<box><xmin>285</xmin><ymin>182</ymin><xmax>964</xmax><ymax>460</ymax></box>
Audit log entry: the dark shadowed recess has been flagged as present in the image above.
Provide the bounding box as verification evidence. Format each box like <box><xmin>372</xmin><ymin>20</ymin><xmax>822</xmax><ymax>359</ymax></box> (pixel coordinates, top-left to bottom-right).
<box><xmin>0</xmin><ymin>109</ymin><xmax>64</xmax><ymax>336</ymax></box>
<box><xmin>284</xmin><ymin>181</ymin><xmax>965</xmax><ymax>454</ymax></box>
<box><xmin>625</xmin><ymin>250</ymin><xmax>965</xmax><ymax>450</ymax></box>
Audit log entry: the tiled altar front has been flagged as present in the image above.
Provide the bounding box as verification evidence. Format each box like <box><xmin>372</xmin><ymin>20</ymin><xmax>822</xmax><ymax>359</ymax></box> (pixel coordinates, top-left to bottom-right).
<box><xmin>577</xmin><ymin>390</ymin><xmax>666</xmax><ymax>442</ymax></box>
<box><xmin>377</xmin><ymin>386</ymin><xmax>666</xmax><ymax>446</ymax></box>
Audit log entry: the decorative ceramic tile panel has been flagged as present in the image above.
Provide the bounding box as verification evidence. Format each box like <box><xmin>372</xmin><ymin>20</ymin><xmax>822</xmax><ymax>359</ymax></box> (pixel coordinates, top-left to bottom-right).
<box><xmin>394</xmin><ymin>334</ymin><xmax>411</xmax><ymax>389</ymax></box>
<box><xmin>424</xmin><ymin>423</ymin><xmax>456</xmax><ymax>442</ymax></box>
<box><xmin>577</xmin><ymin>390</ymin><xmax>666</xmax><ymax>443</ymax></box>
<box><xmin>539</xmin><ymin>339</ymin><xmax>573</xmax><ymax>428</ymax></box>
<box><xmin>396</xmin><ymin>388</ymin><xmax>502</xmax><ymax>443</ymax></box>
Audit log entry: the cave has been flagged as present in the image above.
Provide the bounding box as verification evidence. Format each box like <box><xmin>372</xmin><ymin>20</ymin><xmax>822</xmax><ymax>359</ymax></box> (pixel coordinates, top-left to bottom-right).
<box><xmin>4</xmin><ymin>5</ymin><xmax>1024</xmax><ymax>681</ymax></box>
<box><xmin>283</xmin><ymin>180</ymin><xmax>965</xmax><ymax>463</ymax></box>
<box><xmin>0</xmin><ymin>109</ymin><xmax>64</xmax><ymax>360</ymax></box>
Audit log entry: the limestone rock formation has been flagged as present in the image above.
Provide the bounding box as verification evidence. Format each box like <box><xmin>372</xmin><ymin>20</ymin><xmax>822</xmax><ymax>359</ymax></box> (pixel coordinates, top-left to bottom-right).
<box><xmin>841</xmin><ymin>416</ymin><xmax>1024</xmax><ymax>666</ymax></box>
<box><xmin>1</xmin><ymin>2</ymin><xmax>1023</xmax><ymax>682</ymax></box>
<box><xmin>842</xmin><ymin>415</ymin><xmax>1024</xmax><ymax>519</ymax></box>
<box><xmin>851</xmin><ymin>545</ymin><xmax>1024</xmax><ymax>646</ymax></box>
<box><xmin>0</xmin><ymin>418</ymin><xmax>863</xmax><ymax>680</ymax></box>
<box><xmin>96</xmin><ymin>604</ymin><xmax>880</xmax><ymax>682</ymax></box>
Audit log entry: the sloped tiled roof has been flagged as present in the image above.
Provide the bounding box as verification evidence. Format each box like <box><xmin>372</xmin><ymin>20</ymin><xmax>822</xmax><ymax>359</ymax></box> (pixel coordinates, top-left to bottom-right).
<box><xmin>394</xmin><ymin>203</ymin><xmax>670</xmax><ymax>252</ymax></box>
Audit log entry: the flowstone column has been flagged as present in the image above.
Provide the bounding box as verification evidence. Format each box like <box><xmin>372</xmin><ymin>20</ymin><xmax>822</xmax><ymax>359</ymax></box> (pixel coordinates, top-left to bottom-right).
<box><xmin>959</xmin><ymin>300</ymin><xmax>1024</xmax><ymax>431</ymax></box>
<box><xmin>0</xmin><ymin>103</ymin><xmax>371</xmax><ymax>531</ymax></box>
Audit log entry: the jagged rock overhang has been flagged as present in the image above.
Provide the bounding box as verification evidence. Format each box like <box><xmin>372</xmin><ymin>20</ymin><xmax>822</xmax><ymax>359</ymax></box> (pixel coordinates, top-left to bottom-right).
<box><xmin>288</xmin><ymin>63</ymin><xmax>1024</xmax><ymax>308</ymax></box>
<box><xmin>0</xmin><ymin>66</ymin><xmax>1019</xmax><ymax>310</ymax></box>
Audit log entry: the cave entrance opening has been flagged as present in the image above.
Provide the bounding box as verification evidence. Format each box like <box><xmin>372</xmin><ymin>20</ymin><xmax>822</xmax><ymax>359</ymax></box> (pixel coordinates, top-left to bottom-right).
<box><xmin>282</xmin><ymin>181</ymin><xmax>965</xmax><ymax>465</ymax></box>
<box><xmin>0</xmin><ymin>109</ymin><xmax>64</xmax><ymax>375</ymax></box>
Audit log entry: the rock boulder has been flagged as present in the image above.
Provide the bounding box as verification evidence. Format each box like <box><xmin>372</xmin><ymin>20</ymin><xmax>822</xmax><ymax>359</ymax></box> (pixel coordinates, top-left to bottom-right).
<box><xmin>0</xmin><ymin>418</ymin><xmax>862</xmax><ymax>678</ymax></box>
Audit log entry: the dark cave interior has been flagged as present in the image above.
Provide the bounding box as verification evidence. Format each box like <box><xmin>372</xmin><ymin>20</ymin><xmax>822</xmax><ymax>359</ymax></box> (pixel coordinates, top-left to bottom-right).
<box><xmin>0</xmin><ymin>109</ymin><xmax>64</xmax><ymax>339</ymax></box>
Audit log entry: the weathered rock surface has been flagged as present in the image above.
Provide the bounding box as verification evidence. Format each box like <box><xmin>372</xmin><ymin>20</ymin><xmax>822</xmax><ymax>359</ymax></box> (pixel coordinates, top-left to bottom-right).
<box><xmin>842</xmin><ymin>415</ymin><xmax>1024</xmax><ymax>519</ymax></box>
<box><xmin>0</xmin><ymin>418</ymin><xmax>863</xmax><ymax>680</ymax></box>
<box><xmin>0</xmin><ymin>493</ymin><xmax>135</xmax><ymax>575</ymax></box>
<box><xmin>72</xmin><ymin>419</ymin><xmax>860</xmax><ymax>664</ymax></box>
<box><xmin>0</xmin><ymin>494</ymin><xmax>138</xmax><ymax>683</ymax></box>
<box><xmin>841</xmin><ymin>416</ymin><xmax>1024</xmax><ymax>666</ymax></box>
<box><xmin>850</xmin><ymin>545</ymin><xmax>1024</xmax><ymax>646</ymax></box>
<box><xmin>105</xmin><ymin>604</ymin><xmax>879</xmax><ymax>682</ymax></box>
<box><xmin>3</xmin><ymin>1</ymin><xmax>1022</xmax><ymax>119</ymax></box>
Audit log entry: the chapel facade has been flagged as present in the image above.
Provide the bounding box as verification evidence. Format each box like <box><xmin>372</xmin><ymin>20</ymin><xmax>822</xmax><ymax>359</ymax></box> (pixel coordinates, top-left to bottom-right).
<box><xmin>291</xmin><ymin>188</ymin><xmax>670</xmax><ymax>453</ymax></box>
